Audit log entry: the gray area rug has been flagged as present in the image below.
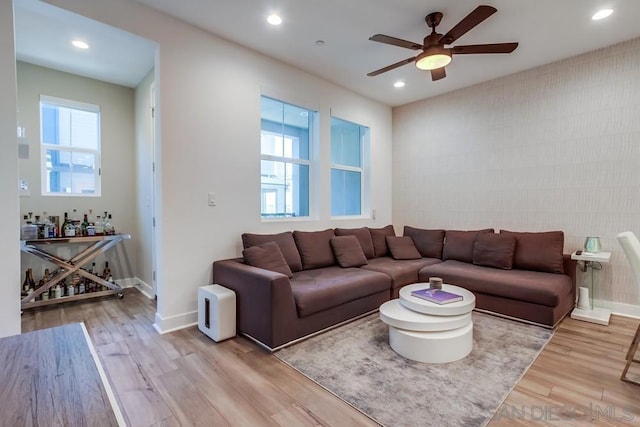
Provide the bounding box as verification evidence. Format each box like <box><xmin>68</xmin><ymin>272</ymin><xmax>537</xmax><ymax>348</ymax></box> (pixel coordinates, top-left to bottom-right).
<box><xmin>276</xmin><ymin>311</ymin><xmax>552</xmax><ymax>427</ymax></box>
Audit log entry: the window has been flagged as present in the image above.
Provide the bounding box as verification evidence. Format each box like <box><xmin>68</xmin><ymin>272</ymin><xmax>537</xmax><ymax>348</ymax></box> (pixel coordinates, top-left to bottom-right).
<box><xmin>40</xmin><ymin>95</ymin><xmax>101</xmax><ymax>196</ymax></box>
<box><xmin>260</xmin><ymin>96</ymin><xmax>315</xmax><ymax>218</ymax></box>
<box><xmin>331</xmin><ymin>117</ymin><xmax>369</xmax><ymax>216</ymax></box>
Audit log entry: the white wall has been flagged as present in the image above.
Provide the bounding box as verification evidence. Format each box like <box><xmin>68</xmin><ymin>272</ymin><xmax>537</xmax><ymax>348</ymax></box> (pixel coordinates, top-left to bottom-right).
<box><xmin>0</xmin><ymin>0</ymin><xmax>21</xmax><ymax>338</ymax></box>
<box><xmin>393</xmin><ymin>38</ymin><xmax>640</xmax><ymax>309</ymax></box>
<box><xmin>17</xmin><ymin>62</ymin><xmax>138</xmax><ymax>281</ymax></box>
<box><xmin>41</xmin><ymin>0</ymin><xmax>393</xmax><ymax>332</ymax></box>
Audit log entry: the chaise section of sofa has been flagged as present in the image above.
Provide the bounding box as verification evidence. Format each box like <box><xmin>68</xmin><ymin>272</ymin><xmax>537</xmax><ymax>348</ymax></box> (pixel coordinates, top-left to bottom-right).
<box><xmin>212</xmin><ymin>258</ymin><xmax>391</xmax><ymax>350</ymax></box>
<box><xmin>416</xmin><ymin>229</ymin><xmax>576</xmax><ymax>327</ymax></box>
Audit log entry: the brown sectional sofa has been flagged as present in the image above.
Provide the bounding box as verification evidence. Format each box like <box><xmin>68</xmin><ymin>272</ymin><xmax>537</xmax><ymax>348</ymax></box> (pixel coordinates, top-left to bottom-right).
<box><xmin>212</xmin><ymin>225</ymin><xmax>576</xmax><ymax>350</ymax></box>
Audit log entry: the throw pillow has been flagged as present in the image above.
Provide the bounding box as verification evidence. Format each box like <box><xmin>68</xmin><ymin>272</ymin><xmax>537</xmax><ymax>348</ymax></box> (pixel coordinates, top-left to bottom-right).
<box><xmin>330</xmin><ymin>236</ymin><xmax>368</xmax><ymax>268</ymax></box>
<box><xmin>334</xmin><ymin>227</ymin><xmax>376</xmax><ymax>259</ymax></box>
<box><xmin>368</xmin><ymin>225</ymin><xmax>396</xmax><ymax>257</ymax></box>
<box><xmin>442</xmin><ymin>229</ymin><xmax>494</xmax><ymax>263</ymax></box>
<box><xmin>241</xmin><ymin>231</ymin><xmax>303</xmax><ymax>272</ymax></box>
<box><xmin>472</xmin><ymin>233</ymin><xmax>516</xmax><ymax>270</ymax></box>
<box><xmin>386</xmin><ymin>236</ymin><xmax>422</xmax><ymax>260</ymax></box>
<box><xmin>242</xmin><ymin>242</ymin><xmax>293</xmax><ymax>278</ymax></box>
<box><xmin>500</xmin><ymin>230</ymin><xmax>565</xmax><ymax>274</ymax></box>
<box><xmin>293</xmin><ymin>229</ymin><xmax>336</xmax><ymax>270</ymax></box>
<box><xmin>403</xmin><ymin>226</ymin><xmax>446</xmax><ymax>259</ymax></box>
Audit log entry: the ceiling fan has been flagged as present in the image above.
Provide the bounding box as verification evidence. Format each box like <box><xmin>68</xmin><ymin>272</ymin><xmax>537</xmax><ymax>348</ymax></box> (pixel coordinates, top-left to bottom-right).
<box><xmin>367</xmin><ymin>5</ymin><xmax>518</xmax><ymax>81</ymax></box>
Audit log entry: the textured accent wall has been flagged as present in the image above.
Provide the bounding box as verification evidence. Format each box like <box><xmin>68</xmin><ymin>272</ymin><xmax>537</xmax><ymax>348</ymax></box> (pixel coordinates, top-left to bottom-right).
<box><xmin>393</xmin><ymin>38</ymin><xmax>640</xmax><ymax>306</ymax></box>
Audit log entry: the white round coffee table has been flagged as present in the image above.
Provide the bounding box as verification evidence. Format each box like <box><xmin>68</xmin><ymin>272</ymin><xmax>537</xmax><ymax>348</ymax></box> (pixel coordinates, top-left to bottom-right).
<box><xmin>379</xmin><ymin>283</ymin><xmax>475</xmax><ymax>363</ymax></box>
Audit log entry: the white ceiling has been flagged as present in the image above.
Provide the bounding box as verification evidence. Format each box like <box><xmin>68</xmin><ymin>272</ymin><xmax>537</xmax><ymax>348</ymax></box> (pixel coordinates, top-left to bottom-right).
<box><xmin>14</xmin><ymin>0</ymin><xmax>156</xmax><ymax>88</ymax></box>
<box><xmin>13</xmin><ymin>0</ymin><xmax>640</xmax><ymax>106</ymax></box>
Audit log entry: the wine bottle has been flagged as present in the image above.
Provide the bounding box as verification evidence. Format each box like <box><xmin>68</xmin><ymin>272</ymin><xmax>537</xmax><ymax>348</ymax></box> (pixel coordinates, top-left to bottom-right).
<box><xmin>22</xmin><ymin>269</ymin><xmax>31</xmax><ymax>293</ymax></box>
<box><xmin>81</xmin><ymin>213</ymin><xmax>90</xmax><ymax>237</ymax></box>
<box><xmin>106</xmin><ymin>214</ymin><xmax>115</xmax><ymax>235</ymax></box>
<box><xmin>27</xmin><ymin>268</ymin><xmax>36</xmax><ymax>294</ymax></box>
<box><xmin>95</xmin><ymin>216</ymin><xmax>104</xmax><ymax>236</ymax></box>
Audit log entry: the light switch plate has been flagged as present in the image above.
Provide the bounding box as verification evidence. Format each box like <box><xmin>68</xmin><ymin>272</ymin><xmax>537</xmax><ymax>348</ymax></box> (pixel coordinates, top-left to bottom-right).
<box><xmin>208</xmin><ymin>192</ymin><xmax>216</xmax><ymax>206</ymax></box>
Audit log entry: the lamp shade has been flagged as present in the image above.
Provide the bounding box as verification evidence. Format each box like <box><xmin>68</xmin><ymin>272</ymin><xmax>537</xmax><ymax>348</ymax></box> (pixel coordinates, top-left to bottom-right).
<box><xmin>415</xmin><ymin>48</ymin><xmax>451</xmax><ymax>70</ymax></box>
<box><xmin>584</xmin><ymin>237</ymin><xmax>602</xmax><ymax>253</ymax></box>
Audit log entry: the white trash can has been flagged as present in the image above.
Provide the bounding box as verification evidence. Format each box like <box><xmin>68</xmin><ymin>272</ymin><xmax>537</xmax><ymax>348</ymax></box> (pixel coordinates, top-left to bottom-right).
<box><xmin>198</xmin><ymin>284</ymin><xmax>236</xmax><ymax>342</ymax></box>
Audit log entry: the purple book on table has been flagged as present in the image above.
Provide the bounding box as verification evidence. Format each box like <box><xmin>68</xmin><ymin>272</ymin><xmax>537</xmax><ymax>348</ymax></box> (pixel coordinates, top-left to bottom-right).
<box><xmin>410</xmin><ymin>288</ymin><xmax>463</xmax><ymax>304</ymax></box>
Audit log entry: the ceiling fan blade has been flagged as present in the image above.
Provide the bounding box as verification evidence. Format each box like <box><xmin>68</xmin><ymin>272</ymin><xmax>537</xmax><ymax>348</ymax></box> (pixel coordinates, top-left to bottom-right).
<box><xmin>452</xmin><ymin>43</ymin><xmax>518</xmax><ymax>54</ymax></box>
<box><xmin>367</xmin><ymin>56</ymin><xmax>417</xmax><ymax>76</ymax></box>
<box><xmin>438</xmin><ymin>5</ymin><xmax>497</xmax><ymax>45</ymax></box>
<box><xmin>369</xmin><ymin>34</ymin><xmax>423</xmax><ymax>50</ymax></box>
<box><xmin>431</xmin><ymin>67</ymin><xmax>446</xmax><ymax>81</ymax></box>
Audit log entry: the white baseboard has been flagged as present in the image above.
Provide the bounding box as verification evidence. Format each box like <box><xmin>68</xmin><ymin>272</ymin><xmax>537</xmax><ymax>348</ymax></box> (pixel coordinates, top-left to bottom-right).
<box><xmin>117</xmin><ymin>277</ymin><xmax>154</xmax><ymax>299</ymax></box>
<box><xmin>593</xmin><ymin>298</ymin><xmax>640</xmax><ymax>320</ymax></box>
<box><xmin>153</xmin><ymin>311</ymin><xmax>198</xmax><ymax>334</ymax></box>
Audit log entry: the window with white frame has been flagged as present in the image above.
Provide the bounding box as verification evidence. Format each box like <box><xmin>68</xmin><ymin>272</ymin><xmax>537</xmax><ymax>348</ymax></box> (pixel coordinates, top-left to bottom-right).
<box><xmin>40</xmin><ymin>95</ymin><xmax>101</xmax><ymax>196</ymax></box>
<box><xmin>260</xmin><ymin>96</ymin><xmax>315</xmax><ymax>218</ymax></box>
<box><xmin>331</xmin><ymin>117</ymin><xmax>369</xmax><ymax>216</ymax></box>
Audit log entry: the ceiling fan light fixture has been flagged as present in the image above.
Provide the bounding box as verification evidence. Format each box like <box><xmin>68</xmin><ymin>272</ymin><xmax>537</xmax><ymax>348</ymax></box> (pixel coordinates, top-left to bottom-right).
<box><xmin>415</xmin><ymin>49</ymin><xmax>451</xmax><ymax>71</ymax></box>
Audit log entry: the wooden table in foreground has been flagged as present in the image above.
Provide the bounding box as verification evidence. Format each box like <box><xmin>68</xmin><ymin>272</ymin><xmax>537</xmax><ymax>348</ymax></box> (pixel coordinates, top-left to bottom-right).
<box><xmin>0</xmin><ymin>323</ymin><xmax>125</xmax><ymax>426</ymax></box>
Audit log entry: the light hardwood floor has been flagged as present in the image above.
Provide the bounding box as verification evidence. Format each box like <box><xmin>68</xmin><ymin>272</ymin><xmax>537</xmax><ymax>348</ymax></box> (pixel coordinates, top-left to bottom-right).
<box><xmin>20</xmin><ymin>289</ymin><xmax>640</xmax><ymax>426</ymax></box>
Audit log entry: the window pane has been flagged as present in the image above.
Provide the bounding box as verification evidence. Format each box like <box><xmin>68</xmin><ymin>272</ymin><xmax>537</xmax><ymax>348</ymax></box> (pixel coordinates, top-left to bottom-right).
<box><xmin>40</xmin><ymin>97</ymin><xmax>100</xmax><ymax>196</ymax></box>
<box><xmin>41</xmin><ymin>103</ymin><xmax>99</xmax><ymax>149</ymax></box>
<box><xmin>261</xmin><ymin>96</ymin><xmax>310</xmax><ymax>160</ymax></box>
<box><xmin>331</xmin><ymin>169</ymin><xmax>361</xmax><ymax>216</ymax></box>
<box><xmin>45</xmin><ymin>149</ymin><xmax>96</xmax><ymax>194</ymax></box>
<box><xmin>261</xmin><ymin>160</ymin><xmax>309</xmax><ymax>218</ymax></box>
<box><xmin>331</xmin><ymin>117</ymin><xmax>362</xmax><ymax>167</ymax></box>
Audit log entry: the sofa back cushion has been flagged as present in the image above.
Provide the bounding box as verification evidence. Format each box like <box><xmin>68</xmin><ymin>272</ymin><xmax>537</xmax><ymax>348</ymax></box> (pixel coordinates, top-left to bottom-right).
<box><xmin>403</xmin><ymin>226</ymin><xmax>446</xmax><ymax>259</ymax></box>
<box><xmin>472</xmin><ymin>233</ymin><xmax>516</xmax><ymax>270</ymax></box>
<box><xmin>500</xmin><ymin>230</ymin><xmax>565</xmax><ymax>274</ymax></box>
<box><xmin>293</xmin><ymin>229</ymin><xmax>336</xmax><ymax>270</ymax></box>
<box><xmin>386</xmin><ymin>236</ymin><xmax>422</xmax><ymax>260</ymax></box>
<box><xmin>367</xmin><ymin>225</ymin><xmax>396</xmax><ymax>257</ymax></box>
<box><xmin>442</xmin><ymin>229</ymin><xmax>494</xmax><ymax>263</ymax></box>
<box><xmin>330</xmin><ymin>236</ymin><xmax>368</xmax><ymax>267</ymax></box>
<box><xmin>242</xmin><ymin>242</ymin><xmax>293</xmax><ymax>277</ymax></box>
<box><xmin>334</xmin><ymin>227</ymin><xmax>375</xmax><ymax>259</ymax></box>
<box><xmin>242</xmin><ymin>231</ymin><xmax>303</xmax><ymax>272</ymax></box>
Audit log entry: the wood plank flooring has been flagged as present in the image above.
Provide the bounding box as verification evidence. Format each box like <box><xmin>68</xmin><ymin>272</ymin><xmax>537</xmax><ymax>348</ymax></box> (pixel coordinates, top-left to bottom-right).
<box><xmin>19</xmin><ymin>289</ymin><xmax>640</xmax><ymax>426</ymax></box>
<box><xmin>0</xmin><ymin>323</ymin><xmax>120</xmax><ymax>426</ymax></box>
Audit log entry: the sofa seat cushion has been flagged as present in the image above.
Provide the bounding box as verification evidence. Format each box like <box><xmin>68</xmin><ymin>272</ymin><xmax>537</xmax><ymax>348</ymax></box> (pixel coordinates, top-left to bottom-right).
<box><xmin>362</xmin><ymin>257</ymin><xmax>442</xmax><ymax>290</ymax></box>
<box><xmin>291</xmin><ymin>266</ymin><xmax>391</xmax><ymax>317</ymax></box>
<box><xmin>418</xmin><ymin>260</ymin><xmax>572</xmax><ymax>307</ymax></box>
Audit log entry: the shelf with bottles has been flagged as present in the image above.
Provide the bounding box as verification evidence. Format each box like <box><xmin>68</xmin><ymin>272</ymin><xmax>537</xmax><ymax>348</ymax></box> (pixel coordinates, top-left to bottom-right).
<box><xmin>20</xmin><ymin>233</ymin><xmax>130</xmax><ymax>309</ymax></box>
<box><xmin>21</xmin><ymin>261</ymin><xmax>122</xmax><ymax>309</ymax></box>
<box><xmin>20</xmin><ymin>209</ymin><xmax>117</xmax><ymax>241</ymax></box>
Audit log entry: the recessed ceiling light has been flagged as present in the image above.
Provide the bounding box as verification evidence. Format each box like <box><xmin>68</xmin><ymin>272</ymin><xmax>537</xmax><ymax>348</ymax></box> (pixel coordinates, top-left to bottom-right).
<box><xmin>267</xmin><ymin>14</ymin><xmax>282</xmax><ymax>26</ymax></box>
<box><xmin>394</xmin><ymin>81</ymin><xmax>405</xmax><ymax>88</ymax></box>
<box><xmin>592</xmin><ymin>9</ymin><xmax>613</xmax><ymax>20</ymax></box>
<box><xmin>315</xmin><ymin>40</ymin><xmax>326</xmax><ymax>47</ymax></box>
<box><xmin>71</xmin><ymin>40</ymin><xmax>89</xmax><ymax>49</ymax></box>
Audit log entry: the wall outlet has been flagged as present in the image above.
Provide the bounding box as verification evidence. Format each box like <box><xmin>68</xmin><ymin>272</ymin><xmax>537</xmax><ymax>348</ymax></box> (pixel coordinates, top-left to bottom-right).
<box><xmin>208</xmin><ymin>192</ymin><xmax>216</xmax><ymax>206</ymax></box>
